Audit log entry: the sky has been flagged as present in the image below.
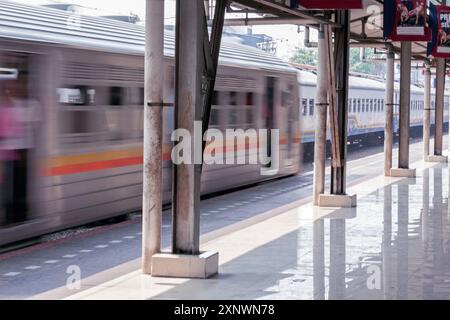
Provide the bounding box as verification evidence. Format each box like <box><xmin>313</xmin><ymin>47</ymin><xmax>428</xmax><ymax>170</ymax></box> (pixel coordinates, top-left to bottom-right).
<box><xmin>11</xmin><ymin>0</ymin><xmax>312</xmax><ymax>60</ymax></box>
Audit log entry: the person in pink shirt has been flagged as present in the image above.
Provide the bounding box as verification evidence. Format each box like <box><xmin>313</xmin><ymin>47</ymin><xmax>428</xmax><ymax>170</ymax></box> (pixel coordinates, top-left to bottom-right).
<box><xmin>0</xmin><ymin>80</ymin><xmax>23</xmax><ymax>226</ymax></box>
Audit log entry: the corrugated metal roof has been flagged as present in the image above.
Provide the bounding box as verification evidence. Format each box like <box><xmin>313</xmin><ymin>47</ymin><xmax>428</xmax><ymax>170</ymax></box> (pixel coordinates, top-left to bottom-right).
<box><xmin>0</xmin><ymin>0</ymin><xmax>296</xmax><ymax>74</ymax></box>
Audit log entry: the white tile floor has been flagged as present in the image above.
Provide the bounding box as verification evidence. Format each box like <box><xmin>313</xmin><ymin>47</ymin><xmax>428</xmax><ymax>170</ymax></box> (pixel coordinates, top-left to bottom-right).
<box><xmin>64</xmin><ymin>158</ymin><xmax>450</xmax><ymax>300</ymax></box>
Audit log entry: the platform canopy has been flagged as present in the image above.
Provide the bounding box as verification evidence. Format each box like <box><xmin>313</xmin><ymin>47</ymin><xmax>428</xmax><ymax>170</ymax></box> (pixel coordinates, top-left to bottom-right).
<box><xmin>225</xmin><ymin>0</ymin><xmax>443</xmax><ymax>63</ymax></box>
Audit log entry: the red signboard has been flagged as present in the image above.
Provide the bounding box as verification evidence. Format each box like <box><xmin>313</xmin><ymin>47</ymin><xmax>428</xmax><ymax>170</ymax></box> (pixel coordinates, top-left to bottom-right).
<box><xmin>297</xmin><ymin>0</ymin><xmax>363</xmax><ymax>9</ymax></box>
<box><xmin>428</xmin><ymin>5</ymin><xmax>450</xmax><ymax>58</ymax></box>
<box><xmin>384</xmin><ymin>0</ymin><xmax>431</xmax><ymax>42</ymax></box>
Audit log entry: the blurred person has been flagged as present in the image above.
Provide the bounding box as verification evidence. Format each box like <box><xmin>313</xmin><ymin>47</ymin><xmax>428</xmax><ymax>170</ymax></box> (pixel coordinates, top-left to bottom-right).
<box><xmin>0</xmin><ymin>79</ymin><xmax>22</xmax><ymax>226</ymax></box>
<box><xmin>7</xmin><ymin>73</ymin><xmax>41</xmax><ymax>224</ymax></box>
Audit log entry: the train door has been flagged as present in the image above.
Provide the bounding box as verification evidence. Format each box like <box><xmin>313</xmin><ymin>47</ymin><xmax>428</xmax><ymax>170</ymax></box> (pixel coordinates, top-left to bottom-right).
<box><xmin>0</xmin><ymin>51</ymin><xmax>41</xmax><ymax>226</ymax></box>
<box><xmin>262</xmin><ymin>76</ymin><xmax>278</xmax><ymax>171</ymax></box>
<box><xmin>282</xmin><ymin>81</ymin><xmax>296</xmax><ymax>167</ymax></box>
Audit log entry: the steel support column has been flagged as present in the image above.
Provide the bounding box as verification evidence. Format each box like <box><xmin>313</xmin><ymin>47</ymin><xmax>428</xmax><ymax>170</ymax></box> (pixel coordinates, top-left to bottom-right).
<box><xmin>434</xmin><ymin>58</ymin><xmax>445</xmax><ymax>156</ymax></box>
<box><xmin>172</xmin><ymin>0</ymin><xmax>204</xmax><ymax>254</ymax></box>
<box><xmin>423</xmin><ymin>61</ymin><xmax>431</xmax><ymax>160</ymax></box>
<box><xmin>313</xmin><ymin>24</ymin><xmax>328</xmax><ymax>205</ymax></box>
<box><xmin>201</xmin><ymin>0</ymin><xmax>227</xmax><ymax>157</ymax></box>
<box><xmin>398</xmin><ymin>42</ymin><xmax>411</xmax><ymax>169</ymax></box>
<box><xmin>330</xmin><ymin>10</ymin><xmax>350</xmax><ymax>195</ymax></box>
<box><xmin>384</xmin><ymin>44</ymin><xmax>394</xmax><ymax>176</ymax></box>
<box><xmin>142</xmin><ymin>0</ymin><xmax>164</xmax><ymax>274</ymax></box>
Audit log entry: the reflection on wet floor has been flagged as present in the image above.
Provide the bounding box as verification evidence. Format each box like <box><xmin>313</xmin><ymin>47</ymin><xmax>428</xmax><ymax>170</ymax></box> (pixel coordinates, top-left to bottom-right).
<box><xmin>290</xmin><ymin>164</ymin><xmax>450</xmax><ymax>300</ymax></box>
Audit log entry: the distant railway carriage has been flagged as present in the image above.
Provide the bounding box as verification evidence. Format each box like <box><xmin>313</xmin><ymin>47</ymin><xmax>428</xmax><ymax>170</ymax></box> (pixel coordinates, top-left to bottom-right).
<box><xmin>297</xmin><ymin>69</ymin><xmax>449</xmax><ymax>155</ymax></box>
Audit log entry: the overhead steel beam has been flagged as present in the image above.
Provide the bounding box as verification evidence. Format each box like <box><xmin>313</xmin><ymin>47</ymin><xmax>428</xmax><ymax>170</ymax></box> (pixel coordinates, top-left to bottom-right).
<box><xmin>232</xmin><ymin>0</ymin><xmax>342</xmax><ymax>27</ymax></box>
<box><xmin>223</xmin><ymin>17</ymin><xmax>314</xmax><ymax>26</ymax></box>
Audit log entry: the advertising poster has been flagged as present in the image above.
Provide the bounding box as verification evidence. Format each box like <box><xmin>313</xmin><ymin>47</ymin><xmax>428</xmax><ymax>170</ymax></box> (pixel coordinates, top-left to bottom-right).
<box><xmin>427</xmin><ymin>4</ymin><xmax>450</xmax><ymax>58</ymax></box>
<box><xmin>384</xmin><ymin>0</ymin><xmax>431</xmax><ymax>41</ymax></box>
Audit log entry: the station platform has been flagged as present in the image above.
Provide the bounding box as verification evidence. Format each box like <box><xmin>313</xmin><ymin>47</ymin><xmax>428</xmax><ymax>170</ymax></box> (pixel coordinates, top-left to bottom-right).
<box><xmin>57</xmin><ymin>150</ymin><xmax>450</xmax><ymax>300</ymax></box>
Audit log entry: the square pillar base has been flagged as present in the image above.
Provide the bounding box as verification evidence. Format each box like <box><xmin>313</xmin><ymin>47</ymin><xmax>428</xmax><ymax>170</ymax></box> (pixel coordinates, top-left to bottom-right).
<box><xmin>390</xmin><ymin>168</ymin><xmax>416</xmax><ymax>177</ymax></box>
<box><xmin>318</xmin><ymin>194</ymin><xmax>357</xmax><ymax>208</ymax></box>
<box><xmin>151</xmin><ymin>251</ymin><xmax>218</xmax><ymax>279</ymax></box>
<box><xmin>426</xmin><ymin>155</ymin><xmax>448</xmax><ymax>163</ymax></box>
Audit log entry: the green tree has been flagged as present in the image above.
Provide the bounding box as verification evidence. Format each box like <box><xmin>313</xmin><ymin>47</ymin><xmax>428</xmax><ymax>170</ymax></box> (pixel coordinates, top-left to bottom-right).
<box><xmin>290</xmin><ymin>47</ymin><xmax>385</xmax><ymax>77</ymax></box>
<box><xmin>290</xmin><ymin>48</ymin><xmax>318</xmax><ymax>66</ymax></box>
<box><xmin>349</xmin><ymin>48</ymin><xmax>385</xmax><ymax>76</ymax></box>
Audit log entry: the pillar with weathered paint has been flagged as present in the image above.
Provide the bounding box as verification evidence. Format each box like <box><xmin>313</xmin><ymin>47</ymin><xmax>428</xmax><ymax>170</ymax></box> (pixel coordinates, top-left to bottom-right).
<box><xmin>434</xmin><ymin>59</ymin><xmax>445</xmax><ymax>156</ymax></box>
<box><xmin>313</xmin><ymin>25</ymin><xmax>328</xmax><ymax>205</ymax></box>
<box><xmin>384</xmin><ymin>44</ymin><xmax>394</xmax><ymax>176</ymax></box>
<box><xmin>142</xmin><ymin>0</ymin><xmax>164</xmax><ymax>274</ymax></box>
<box><xmin>398</xmin><ymin>42</ymin><xmax>411</xmax><ymax>169</ymax></box>
<box><xmin>172</xmin><ymin>0</ymin><xmax>203</xmax><ymax>254</ymax></box>
<box><xmin>423</xmin><ymin>61</ymin><xmax>431</xmax><ymax>160</ymax></box>
<box><xmin>330</xmin><ymin>10</ymin><xmax>350</xmax><ymax>195</ymax></box>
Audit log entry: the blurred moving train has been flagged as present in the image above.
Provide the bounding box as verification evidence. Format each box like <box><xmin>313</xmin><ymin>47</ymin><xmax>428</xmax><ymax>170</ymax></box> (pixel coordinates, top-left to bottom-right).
<box><xmin>0</xmin><ymin>1</ymin><xmax>447</xmax><ymax>247</ymax></box>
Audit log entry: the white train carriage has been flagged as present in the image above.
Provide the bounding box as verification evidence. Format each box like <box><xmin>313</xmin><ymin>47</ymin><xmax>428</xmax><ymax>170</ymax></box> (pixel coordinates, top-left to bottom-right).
<box><xmin>0</xmin><ymin>0</ymin><xmax>301</xmax><ymax>246</ymax></box>
<box><xmin>298</xmin><ymin>69</ymin><xmax>449</xmax><ymax>150</ymax></box>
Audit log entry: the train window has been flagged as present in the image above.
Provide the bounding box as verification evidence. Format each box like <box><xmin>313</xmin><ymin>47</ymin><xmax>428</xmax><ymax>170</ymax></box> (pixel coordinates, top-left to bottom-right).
<box><xmin>246</xmin><ymin>92</ymin><xmax>254</xmax><ymax>106</ymax></box>
<box><xmin>110</xmin><ymin>87</ymin><xmax>123</xmax><ymax>106</ymax></box>
<box><xmin>302</xmin><ymin>98</ymin><xmax>308</xmax><ymax>116</ymax></box>
<box><xmin>230</xmin><ymin>91</ymin><xmax>237</xmax><ymax>106</ymax></box>
<box><xmin>58</xmin><ymin>86</ymin><xmax>94</xmax><ymax>105</ymax></box>
<box><xmin>309</xmin><ymin>99</ymin><xmax>314</xmax><ymax>116</ymax></box>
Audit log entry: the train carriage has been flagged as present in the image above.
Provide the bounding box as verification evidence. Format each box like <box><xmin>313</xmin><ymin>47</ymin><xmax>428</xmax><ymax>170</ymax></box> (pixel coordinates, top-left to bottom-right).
<box><xmin>0</xmin><ymin>0</ymin><xmax>301</xmax><ymax>246</ymax></box>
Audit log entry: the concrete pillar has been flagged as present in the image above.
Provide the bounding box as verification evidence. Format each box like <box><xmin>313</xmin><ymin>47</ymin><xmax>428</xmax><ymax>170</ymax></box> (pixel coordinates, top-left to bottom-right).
<box><xmin>399</xmin><ymin>42</ymin><xmax>411</xmax><ymax>169</ymax></box>
<box><xmin>330</xmin><ymin>10</ymin><xmax>350</xmax><ymax>196</ymax></box>
<box><xmin>172</xmin><ymin>0</ymin><xmax>203</xmax><ymax>255</ymax></box>
<box><xmin>318</xmin><ymin>10</ymin><xmax>356</xmax><ymax>208</ymax></box>
<box><xmin>151</xmin><ymin>0</ymin><xmax>218</xmax><ymax>279</ymax></box>
<box><xmin>384</xmin><ymin>44</ymin><xmax>394</xmax><ymax>176</ymax></box>
<box><xmin>423</xmin><ymin>61</ymin><xmax>431</xmax><ymax>160</ymax></box>
<box><xmin>429</xmin><ymin>58</ymin><xmax>448</xmax><ymax>162</ymax></box>
<box><xmin>142</xmin><ymin>0</ymin><xmax>164</xmax><ymax>274</ymax></box>
<box><xmin>313</xmin><ymin>25</ymin><xmax>328</xmax><ymax>206</ymax></box>
<box><xmin>391</xmin><ymin>42</ymin><xmax>416</xmax><ymax>177</ymax></box>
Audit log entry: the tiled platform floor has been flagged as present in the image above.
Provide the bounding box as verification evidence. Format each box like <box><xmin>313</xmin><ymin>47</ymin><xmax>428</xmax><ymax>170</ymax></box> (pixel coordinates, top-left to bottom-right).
<box><xmin>63</xmin><ymin>157</ymin><xmax>450</xmax><ymax>300</ymax></box>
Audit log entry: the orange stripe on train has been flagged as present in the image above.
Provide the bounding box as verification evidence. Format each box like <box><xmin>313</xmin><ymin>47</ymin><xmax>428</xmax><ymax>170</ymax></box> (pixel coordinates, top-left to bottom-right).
<box><xmin>44</xmin><ymin>135</ymin><xmax>301</xmax><ymax>176</ymax></box>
